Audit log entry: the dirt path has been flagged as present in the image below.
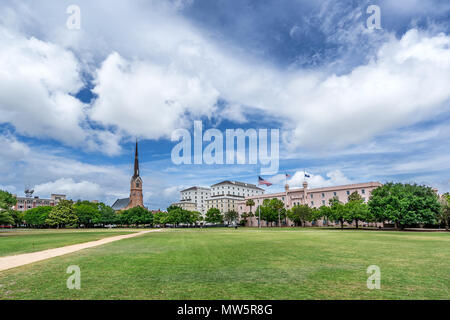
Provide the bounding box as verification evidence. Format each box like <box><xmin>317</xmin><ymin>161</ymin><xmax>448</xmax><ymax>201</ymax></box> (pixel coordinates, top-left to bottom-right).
<box><xmin>0</xmin><ymin>230</ymin><xmax>162</xmax><ymax>272</ymax></box>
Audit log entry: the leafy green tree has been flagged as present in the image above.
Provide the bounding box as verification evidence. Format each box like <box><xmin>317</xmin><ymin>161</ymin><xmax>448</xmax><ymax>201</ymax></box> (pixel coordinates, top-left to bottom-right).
<box><xmin>166</xmin><ymin>206</ymin><xmax>183</xmax><ymax>227</ymax></box>
<box><xmin>117</xmin><ymin>210</ymin><xmax>129</xmax><ymax>226</ymax></box>
<box><xmin>329</xmin><ymin>197</ymin><xmax>346</xmax><ymax>229</ymax></box>
<box><xmin>0</xmin><ymin>211</ymin><xmax>14</xmax><ymax>225</ymax></box>
<box><xmin>344</xmin><ymin>200</ymin><xmax>368</xmax><ymax>228</ymax></box>
<box><xmin>189</xmin><ymin>211</ymin><xmax>203</xmax><ymax>226</ymax></box>
<box><xmin>437</xmin><ymin>194</ymin><xmax>450</xmax><ymax>230</ymax></box>
<box><xmin>73</xmin><ymin>201</ymin><xmax>101</xmax><ymax>228</ymax></box>
<box><xmin>224</xmin><ymin>210</ymin><xmax>239</xmax><ymax>225</ymax></box>
<box><xmin>167</xmin><ymin>205</ymin><xmax>181</xmax><ymax>212</ymax></box>
<box><xmin>46</xmin><ymin>200</ymin><xmax>78</xmax><ymax>228</ymax></box>
<box><xmin>288</xmin><ymin>205</ymin><xmax>312</xmax><ymax>227</ymax></box>
<box><xmin>256</xmin><ymin>199</ymin><xmax>286</xmax><ymax>227</ymax></box>
<box><xmin>347</xmin><ymin>191</ymin><xmax>363</xmax><ymax>202</ymax></box>
<box><xmin>10</xmin><ymin>210</ymin><xmax>24</xmax><ymax>227</ymax></box>
<box><xmin>179</xmin><ymin>209</ymin><xmax>193</xmax><ymax>225</ymax></box>
<box><xmin>24</xmin><ymin>206</ymin><xmax>52</xmax><ymax>228</ymax></box>
<box><xmin>318</xmin><ymin>205</ymin><xmax>332</xmax><ymax>221</ymax></box>
<box><xmin>153</xmin><ymin>211</ymin><xmax>168</xmax><ymax>227</ymax></box>
<box><xmin>256</xmin><ymin>199</ymin><xmax>274</xmax><ymax>226</ymax></box>
<box><xmin>268</xmin><ymin>198</ymin><xmax>285</xmax><ymax>227</ymax></box>
<box><xmin>345</xmin><ymin>192</ymin><xmax>369</xmax><ymax>228</ymax></box>
<box><xmin>0</xmin><ymin>190</ymin><xmax>18</xmax><ymax>227</ymax></box>
<box><xmin>205</xmin><ymin>207</ymin><xmax>223</xmax><ymax>224</ymax></box>
<box><xmin>0</xmin><ymin>190</ymin><xmax>17</xmax><ymax>210</ymax></box>
<box><xmin>122</xmin><ymin>206</ymin><xmax>153</xmax><ymax>227</ymax></box>
<box><xmin>95</xmin><ymin>204</ymin><xmax>118</xmax><ymax>226</ymax></box>
<box><xmin>368</xmin><ymin>183</ymin><xmax>440</xmax><ymax>229</ymax></box>
<box><xmin>310</xmin><ymin>207</ymin><xmax>326</xmax><ymax>225</ymax></box>
<box><xmin>255</xmin><ymin>203</ymin><xmax>271</xmax><ymax>227</ymax></box>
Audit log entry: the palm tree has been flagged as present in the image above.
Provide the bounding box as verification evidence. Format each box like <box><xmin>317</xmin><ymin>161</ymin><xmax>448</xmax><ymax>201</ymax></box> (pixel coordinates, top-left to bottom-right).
<box><xmin>245</xmin><ymin>199</ymin><xmax>255</xmax><ymax>227</ymax></box>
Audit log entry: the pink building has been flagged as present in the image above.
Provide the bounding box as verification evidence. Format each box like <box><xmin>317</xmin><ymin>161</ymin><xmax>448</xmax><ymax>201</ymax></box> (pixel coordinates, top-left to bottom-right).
<box><xmin>13</xmin><ymin>193</ymin><xmax>66</xmax><ymax>212</ymax></box>
<box><xmin>236</xmin><ymin>181</ymin><xmax>383</xmax><ymax>227</ymax></box>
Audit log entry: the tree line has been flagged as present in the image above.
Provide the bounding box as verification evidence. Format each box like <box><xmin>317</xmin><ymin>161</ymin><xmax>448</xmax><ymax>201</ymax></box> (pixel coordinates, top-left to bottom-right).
<box><xmin>0</xmin><ymin>195</ymin><xmax>154</xmax><ymax>228</ymax></box>
<box><xmin>1</xmin><ymin>182</ymin><xmax>449</xmax><ymax>230</ymax></box>
<box><xmin>0</xmin><ymin>191</ymin><xmax>214</xmax><ymax>229</ymax></box>
<box><xmin>242</xmin><ymin>183</ymin><xmax>450</xmax><ymax>230</ymax></box>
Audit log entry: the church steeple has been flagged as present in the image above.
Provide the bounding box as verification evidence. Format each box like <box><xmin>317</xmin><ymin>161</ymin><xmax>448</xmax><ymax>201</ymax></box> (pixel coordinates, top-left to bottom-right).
<box><xmin>125</xmin><ymin>139</ymin><xmax>144</xmax><ymax>209</ymax></box>
<box><xmin>133</xmin><ymin>139</ymin><xmax>139</xmax><ymax>178</ymax></box>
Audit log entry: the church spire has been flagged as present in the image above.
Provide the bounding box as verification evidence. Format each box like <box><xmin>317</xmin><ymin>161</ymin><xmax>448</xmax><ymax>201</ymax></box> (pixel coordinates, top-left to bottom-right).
<box><xmin>133</xmin><ymin>139</ymin><xmax>139</xmax><ymax>178</ymax></box>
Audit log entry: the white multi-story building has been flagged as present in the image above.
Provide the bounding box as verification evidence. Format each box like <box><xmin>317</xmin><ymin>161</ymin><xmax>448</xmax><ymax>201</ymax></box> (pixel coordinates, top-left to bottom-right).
<box><xmin>177</xmin><ymin>186</ymin><xmax>211</xmax><ymax>214</ymax></box>
<box><xmin>206</xmin><ymin>181</ymin><xmax>265</xmax><ymax>213</ymax></box>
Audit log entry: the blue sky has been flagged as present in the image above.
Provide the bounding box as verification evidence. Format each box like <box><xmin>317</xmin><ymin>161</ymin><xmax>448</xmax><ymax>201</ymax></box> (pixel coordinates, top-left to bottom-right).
<box><xmin>0</xmin><ymin>0</ymin><xmax>449</xmax><ymax>209</ymax></box>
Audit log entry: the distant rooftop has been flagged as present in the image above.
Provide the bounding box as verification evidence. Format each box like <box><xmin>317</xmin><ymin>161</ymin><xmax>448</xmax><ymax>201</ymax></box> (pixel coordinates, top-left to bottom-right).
<box><xmin>211</xmin><ymin>180</ymin><xmax>264</xmax><ymax>191</ymax></box>
<box><xmin>111</xmin><ymin>198</ymin><xmax>130</xmax><ymax>211</ymax></box>
<box><xmin>180</xmin><ymin>186</ymin><xmax>211</xmax><ymax>192</ymax></box>
<box><xmin>237</xmin><ymin>182</ymin><xmax>383</xmax><ymax>202</ymax></box>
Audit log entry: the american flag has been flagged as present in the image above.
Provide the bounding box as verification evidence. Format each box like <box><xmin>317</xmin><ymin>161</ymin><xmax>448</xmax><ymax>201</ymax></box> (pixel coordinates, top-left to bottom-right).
<box><xmin>258</xmin><ymin>176</ymin><xmax>272</xmax><ymax>186</ymax></box>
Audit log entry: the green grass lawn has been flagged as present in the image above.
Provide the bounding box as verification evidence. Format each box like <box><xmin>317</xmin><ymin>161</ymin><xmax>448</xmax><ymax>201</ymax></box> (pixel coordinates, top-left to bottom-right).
<box><xmin>0</xmin><ymin>228</ymin><xmax>448</xmax><ymax>299</ymax></box>
<box><xmin>0</xmin><ymin>229</ymin><xmax>135</xmax><ymax>257</ymax></box>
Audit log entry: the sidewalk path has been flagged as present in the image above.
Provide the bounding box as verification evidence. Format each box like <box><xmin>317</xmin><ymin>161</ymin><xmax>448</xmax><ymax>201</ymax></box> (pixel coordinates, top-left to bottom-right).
<box><xmin>0</xmin><ymin>230</ymin><xmax>162</xmax><ymax>272</ymax></box>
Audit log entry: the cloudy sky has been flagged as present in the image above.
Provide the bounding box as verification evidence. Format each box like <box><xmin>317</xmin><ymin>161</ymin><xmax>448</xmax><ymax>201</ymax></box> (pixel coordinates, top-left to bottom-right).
<box><xmin>0</xmin><ymin>0</ymin><xmax>449</xmax><ymax>209</ymax></box>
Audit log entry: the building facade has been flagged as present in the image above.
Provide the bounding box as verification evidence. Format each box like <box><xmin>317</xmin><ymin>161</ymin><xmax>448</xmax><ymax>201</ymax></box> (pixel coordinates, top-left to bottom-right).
<box><xmin>112</xmin><ymin>141</ymin><xmax>145</xmax><ymax>211</ymax></box>
<box><xmin>206</xmin><ymin>181</ymin><xmax>265</xmax><ymax>214</ymax></box>
<box><xmin>237</xmin><ymin>181</ymin><xmax>382</xmax><ymax>227</ymax></box>
<box><xmin>178</xmin><ymin>186</ymin><xmax>211</xmax><ymax>214</ymax></box>
<box><xmin>13</xmin><ymin>193</ymin><xmax>66</xmax><ymax>212</ymax></box>
<box><xmin>170</xmin><ymin>200</ymin><xmax>197</xmax><ymax>212</ymax></box>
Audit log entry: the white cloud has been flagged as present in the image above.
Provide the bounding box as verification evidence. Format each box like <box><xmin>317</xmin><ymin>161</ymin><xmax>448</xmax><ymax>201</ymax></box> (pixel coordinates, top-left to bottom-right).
<box><xmin>1</xmin><ymin>2</ymin><xmax>449</xmax><ymax>154</ymax></box>
<box><xmin>88</xmin><ymin>26</ymin><xmax>450</xmax><ymax>153</ymax></box>
<box><xmin>288</xmin><ymin>170</ymin><xmax>353</xmax><ymax>189</ymax></box>
<box><xmin>0</xmin><ymin>134</ymin><xmax>30</xmax><ymax>161</ymax></box>
<box><xmin>0</xmin><ymin>27</ymin><xmax>85</xmax><ymax>143</ymax></box>
<box><xmin>162</xmin><ymin>186</ymin><xmax>182</xmax><ymax>199</ymax></box>
<box><xmin>218</xmin><ymin>103</ymin><xmax>248</xmax><ymax>124</ymax></box>
<box><xmin>0</xmin><ymin>1</ymin><xmax>449</xmax><ymax>199</ymax></box>
<box><xmin>34</xmin><ymin>178</ymin><xmax>102</xmax><ymax>201</ymax></box>
<box><xmin>90</xmin><ymin>52</ymin><xmax>220</xmax><ymax>140</ymax></box>
<box><xmin>0</xmin><ymin>26</ymin><xmax>122</xmax><ymax>155</ymax></box>
<box><xmin>281</xmin><ymin>30</ymin><xmax>450</xmax><ymax>150</ymax></box>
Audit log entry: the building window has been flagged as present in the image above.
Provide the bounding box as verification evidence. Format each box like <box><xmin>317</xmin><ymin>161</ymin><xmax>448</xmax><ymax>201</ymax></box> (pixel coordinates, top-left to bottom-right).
<box><xmin>311</xmin><ymin>201</ymin><xmax>314</xmax><ymax>206</ymax></box>
<box><xmin>346</xmin><ymin>191</ymin><xmax>350</xmax><ymax>195</ymax></box>
<box><xmin>322</xmin><ymin>200</ymin><xmax>325</xmax><ymax>205</ymax></box>
<box><xmin>334</xmin><ymin>192</ymin><xmax>337</xmax><ymax>196</ymax></box>
<box><xmin>322</xmin><ymin>193</ymin><xmax>325</xmax><ymax>198</ymax></box>
<box><xmin>362</xmin><ymin>189</ymin><xmax>366</xmax><ymax>194</ymax></box>
<box><xmin>310</xmin><ymin>194</ymin><xmax>313</xmax><ymax>199</ymax></box>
